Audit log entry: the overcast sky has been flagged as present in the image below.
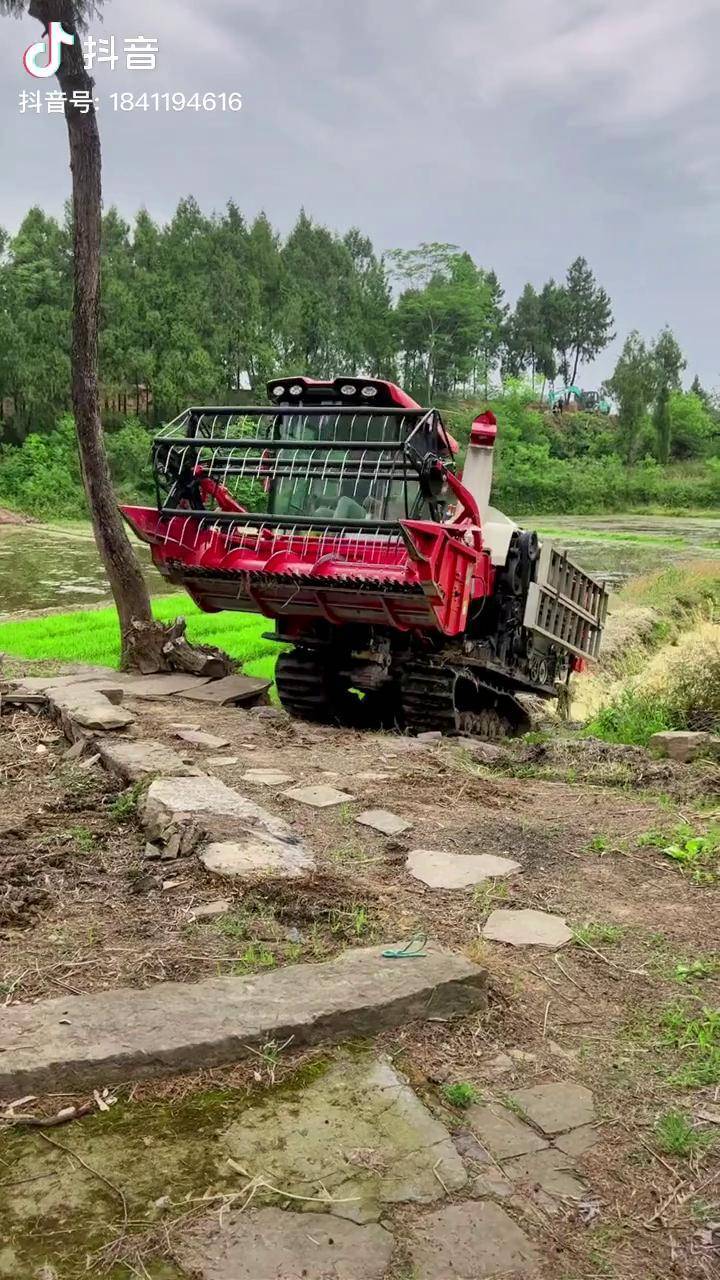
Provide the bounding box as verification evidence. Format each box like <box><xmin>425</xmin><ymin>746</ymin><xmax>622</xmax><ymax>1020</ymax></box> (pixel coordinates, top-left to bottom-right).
<box><xmin>1</xmin><ymin>0</ymin><xmax>719</xmax><ymax>388</ymax></box>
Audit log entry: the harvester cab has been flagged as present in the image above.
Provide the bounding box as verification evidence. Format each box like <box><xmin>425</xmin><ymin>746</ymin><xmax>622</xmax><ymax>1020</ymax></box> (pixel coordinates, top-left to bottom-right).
<box><xmin>121</xmin><ymin>376</ymin><xmax>608</xmax><ymax>737</ymax></box>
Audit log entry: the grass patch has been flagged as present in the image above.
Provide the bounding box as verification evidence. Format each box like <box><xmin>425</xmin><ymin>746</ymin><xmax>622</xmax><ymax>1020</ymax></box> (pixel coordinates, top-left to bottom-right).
<box><xmin>536</xmin><ymin>526</ymin><xmax>690</xmax><ymax>548</ymax></box>
<box><xmin>654</xmin><ymin>1110</ymin><xmax>714</xmax><ymax>1157</ymax></box>
<box><xmin>586</xmin><ymin>687</ymin><xmax>673</xmax><ymax>746</ymax></box>
<box><xmin>441</xmin><ymin>1082</ymin><xmax>479</xmax><ymax>1110</ymax></box>
<box><xmin>573</xmin><ymin>922</ymin><xmax>624</xmax><ymax>946</ymax></box>
<box><xmin>662</xmin><ymin>1004</ymin><xmax>720</xmax><ymax>1087</ymax></box>
<box><xmin>109</xmin><ymin>783</ymin><xmax>142</xmax><ymax>823</ymax></box>
<box><xmin>230</xmin><ymin>944</ymin><xmax>277</xmax><ymax>975</ymax></box>
<box><xmin>473</xmin><ymin>880</ymin><xmax>509</xmax><ymax>916</ymax></box>
<box><xmin>0</xmin><ymin>595</ymin><xmax>281</xmax><ymax>678</ymax></box>
<box><xmin>619</xmin><ymin>562</ymin><xmax>720</xmax><ymax>618</ymax></box>
<box><xmin>638</xmin><ymin>825</ymin><xmax>720</xmax><ymax>884</ymax></box>
<box><xmin>672</xmin><ymin>956</ymin><xmax>720</xmax><ymax>983</ymax></box>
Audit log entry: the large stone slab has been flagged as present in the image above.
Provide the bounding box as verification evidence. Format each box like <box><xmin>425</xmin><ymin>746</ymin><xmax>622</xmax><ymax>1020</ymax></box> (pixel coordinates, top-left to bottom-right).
<box><xmin>140</xmin><ymin>775</ymin><xmax>313</xmax><ymax>873</ymax></box>
<box><xmin>406</xmin><ymin>849</ymin><xmax>520</xmax><ymax>889</ymax></box>
<box><xmin>483</xmin><ymin>909</ymin><xmax>572</xmax><ymax>949</ymax></box>
<box><xmin>242</xmin><ymin>768</ymin><xmax>293</xmax><ymax>787</ymax></box>
<box><xmin>0</xmin><ymin>942</ymin><xmax>488</xmax><ymax>1095</ymax></box>
<box><xmin>48</xmin><ymin>685</ymin><xmax>135</xmax><ymax>735</ymax></box>
<box><xmin>181</xmin><ymin>674</ymin><xmax>271</xmax><ymax>705</ymax></box>
<box><xmin>96</xmin><ymin>737</ymin><xmax>200</xmax><ymax>783</ymax></box>
<box><xmin>508</xmin><ymin>1082</ymin><xmax>595</xmax><ymax>1135</ymax></box>
<box><xmin>5</xmin><ymin>673</ymin><xmax>123</xmax><ymax>705</ymax></box>
<box><xmin>201</xmin><ymin>838</ymin><xmax>314</xmax><ymax>879</ymax></box>
<box><xmin>176</xmin><ymin>1208</ymin><xmax>394</xmax><ymax>1280</ymax></box>
<box><xmin>174</xmin><ymin>729</ymin><xmax>232</xmax><ymax>750</ymax></box>
<box><xmin>356</xmin><ymin>809</ymin><xmax>411</xmax><ymax>836</ymax></box>
<box><xmin>502</xmin><ymin>1148</ymin><xmax>587</xmax><ymax>1205</ymax></box>
<box><xmin>221</xmin><ymin>1055</ymin><xmax>468</xmax><ymax>1224</ymax></box>
<box><xmin>114</xmin><ymin>673</ymin><xmax>212</xmax><ymax>699</ymax></box>
<box><xmin>649</xmin><ymin>729</ymin><xmax>720</xmax><ymax>763</ymax></box>
<box><xmin>283</xmin><ymin>784</ymin><xmax>355</xmax><ymax>808</ymax></box>
<box><xmin>407</xmin><ymin>1201</ymin><xmax>539</xmax><ymax>1279</ymax></box>
<box><xmin>554</xmin><ymin>1124</ymin><xmax>600</xmax><ymax>1157</ymax></box>
<box><xmin>465</xmin><ymin>1102</ymin><xmax>548</xmax><ymax>1160</ymax></box>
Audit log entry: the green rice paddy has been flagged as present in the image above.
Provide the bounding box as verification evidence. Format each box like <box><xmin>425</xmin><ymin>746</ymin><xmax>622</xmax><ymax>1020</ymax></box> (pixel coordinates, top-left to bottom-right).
<box><xmin>0</xmin><ymin>595</ymin><xmax>279</xmax><ymax>682</ymax></box>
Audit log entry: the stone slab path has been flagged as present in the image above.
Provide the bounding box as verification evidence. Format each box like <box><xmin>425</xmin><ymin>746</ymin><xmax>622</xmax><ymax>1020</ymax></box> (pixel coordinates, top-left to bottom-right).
<box><xmin>407</xmin><ymin>848</ymin><xmax>521</xmax><ymax>888</ymax></box>
<box><xmin>220</xmin><ymin>1055</ymin><xmax>468</xmax><ymax>1224</ymax></box>
<box><xmin>177</xmin><ymin>1208</ymin><xmax>394</xmax><ymax>1280</ymax></box>
<box><xmin>170</xmin><ymin>1055</ymin><xmax>586</xmax><ymax>1278</ymax></box>
<box><xmin>0</xmin><ymin>944</ymin><xmax>487</xmax><ymax>1096</ymax></box>
<box><xmin>483</xmin><ymin>908</ymin><xmax>572</xmax><ymax>949</ymax></box>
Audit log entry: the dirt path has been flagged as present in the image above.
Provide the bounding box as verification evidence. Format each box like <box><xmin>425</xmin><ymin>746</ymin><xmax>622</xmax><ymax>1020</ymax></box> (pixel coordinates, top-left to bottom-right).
<box><xmin>1</xmin><ymin>696</ymin><xmax>719</xmax><ymax>1279</ymax></box>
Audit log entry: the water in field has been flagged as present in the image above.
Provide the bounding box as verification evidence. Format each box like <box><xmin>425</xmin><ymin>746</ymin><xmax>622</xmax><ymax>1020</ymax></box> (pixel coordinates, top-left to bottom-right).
<box><xmin>0</xmin><ymin>522</ymin><xmax>175</xmax><ymax>617</ymax></box>
<box><xmin>0</xmin><ymin>513</ymin><xmax>718</xmax><ymax>617</ymax></box>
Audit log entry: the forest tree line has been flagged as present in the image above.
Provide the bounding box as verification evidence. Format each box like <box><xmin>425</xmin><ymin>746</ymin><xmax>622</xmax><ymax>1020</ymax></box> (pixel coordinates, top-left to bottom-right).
<box><xmin>1</xmin><ymin>197</ymin><xmax>622</xmax><ymax>437</ymax></box>
<box><xmin>1</xmin><ymin>198</ymin><xmax>718</xmax><ymax>519</ymax></box>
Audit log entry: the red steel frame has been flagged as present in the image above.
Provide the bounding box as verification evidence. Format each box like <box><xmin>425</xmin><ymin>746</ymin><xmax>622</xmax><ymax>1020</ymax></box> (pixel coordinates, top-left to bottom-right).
<box><xmin>121</xmin><ymin>387</ymin><xmax>491</xmax><ymax>638</ymax></box>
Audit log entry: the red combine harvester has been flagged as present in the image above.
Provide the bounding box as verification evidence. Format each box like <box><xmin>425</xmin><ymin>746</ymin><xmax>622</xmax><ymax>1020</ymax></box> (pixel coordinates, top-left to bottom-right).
<box><xmin>121</xmin><ymin>376</ymin><xmax>608</xmax><ymax>736</ymax></box>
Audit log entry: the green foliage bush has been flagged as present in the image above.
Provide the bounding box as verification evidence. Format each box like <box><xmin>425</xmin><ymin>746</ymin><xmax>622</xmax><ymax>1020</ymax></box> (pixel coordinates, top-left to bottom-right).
<box><xmin>2</xmin><ymin>387</ymin><xmax>719</xmax><ymax>521</ymax></box>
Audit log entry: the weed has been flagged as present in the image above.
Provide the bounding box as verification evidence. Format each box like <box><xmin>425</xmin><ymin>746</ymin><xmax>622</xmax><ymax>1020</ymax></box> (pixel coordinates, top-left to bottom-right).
<box><xmin>502</xmin><ymin>1095</ymin><xmax>529</xmax><ymax>1120</ymax></box>
<box><xmin>673</xmin><ymin>957</ymin><xmax>720</xmax><ymax>983</ymax></box>
<box><xmin>231</xmin><ymin>944</ymin><xmax>277</xmax><ymax>975</ymax></box>
<box><xmin>350</xmin><ymin>905</ymin><xmax>371</xmax><ymax>937</ymax></box>
<box><xmin>441</xmin><ymin>1082</ymin><xmax>478</xmax><ymax>1110</ymax></box>
<box><xmin>654</xmin><ymin>1110</ymin><xmax>714</xmax><ymax>1157</ymax></box>
<box><xmin>215</xmin><ymin>913</ymin><xmax>249</xmax><ymax>941</ymax></box>
<box><xmin>586</xmin><ymin>834</ymin><xmax>610</xmax><ymax>854</ymax></box>
<box><xmin>637</xmin><ymin>825</ymin><xmax>720</xmax><ymax>882</ymax></box>
<box><xmin>329</xmin><ymin>904</ymin><xmax>374</xmax><ymax>940</ymax></box>
<box><xmin>661</xmin><ymin>830</ymin><xmax>720</xmax><ymax>883</ymax></box>
<box><xmin>110</xmin><ymin>783</ymin><xmax>142</xmax><ymax>823</ymax></box>
<box><xmin>69</xmin><ymin>825</ymin><xmax>96</xmax><ymax>852</ymax></box>
<box><xmin>573</xmin><ymin>922</ymin><xmax>624</xmax><ymax>946</ymax></box>
<box><xmin>586</xmin><ymin>687</ymin><xmax>673</xmax><ymax>747</ymax></box>
<box><xmin>473</xmin><ymin>880</ymin><xmax>508</xmax><ymax>915</ymax></box>
<box><xmin>329</xmin><ymin>843</ymin><xmax>367</xmax><ymax>863</ymax></box>
<box><xmin>662</xmin><ymin>1004</ymin><xmax>720</xmax><ymax>1087</ymax></box>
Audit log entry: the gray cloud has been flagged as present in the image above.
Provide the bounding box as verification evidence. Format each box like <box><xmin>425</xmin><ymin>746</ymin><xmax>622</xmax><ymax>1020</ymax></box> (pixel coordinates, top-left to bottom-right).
<box><xmin>0</xmin><ymin>0</ymin><xmax>718</xmax><ymax>386</ymax></box>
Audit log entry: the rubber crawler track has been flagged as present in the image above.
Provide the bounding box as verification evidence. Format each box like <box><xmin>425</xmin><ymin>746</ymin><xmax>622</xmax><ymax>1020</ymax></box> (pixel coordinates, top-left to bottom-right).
<box><xmin>400</xmin><ymin>661</ymin><xmax>528</xmax><ymax>738</ymax></box>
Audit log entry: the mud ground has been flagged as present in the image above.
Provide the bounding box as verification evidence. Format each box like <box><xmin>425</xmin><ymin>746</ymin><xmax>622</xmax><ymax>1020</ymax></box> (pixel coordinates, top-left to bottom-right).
<box><xmin>1</xmin><ymin>690</ymin><xmax>719</xmax><ymax>1279</ymax></box>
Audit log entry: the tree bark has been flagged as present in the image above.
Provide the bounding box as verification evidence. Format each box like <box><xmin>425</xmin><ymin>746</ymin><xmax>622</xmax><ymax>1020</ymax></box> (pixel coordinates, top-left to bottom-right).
<box><xmin>29</xmin><ymin>0</ymin><xmax>157</xmax><ymax>668</ymax></box>
<box><xmin>25</xmin><ymin>4</ymin><xmax>229</xmax><ymax>679</ymax></box>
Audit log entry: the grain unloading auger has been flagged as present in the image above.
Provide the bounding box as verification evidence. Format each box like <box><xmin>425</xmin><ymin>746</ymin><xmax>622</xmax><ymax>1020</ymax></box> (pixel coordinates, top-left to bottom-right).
<box><xmin>121</xmin><ymin>376</ymin><xmax>608</xmax><ymax>736</ymax></box>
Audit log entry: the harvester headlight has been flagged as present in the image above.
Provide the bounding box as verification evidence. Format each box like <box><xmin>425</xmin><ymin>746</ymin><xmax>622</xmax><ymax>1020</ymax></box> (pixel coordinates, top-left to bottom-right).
<box><xmin>361</xmin><ymin>386</ymin><xmax>378</xmax><ymax>398</ymax></box>
<box><xmin>272</xmin><ymin>385</ymin><xmax>285</xmax><ymax>397</ymax></box>
<box><xmin>289</xmin><ymin>384</ymin><xmax>303</xmax><ymax>396</ymax></box>
<box><xmin>340</xmin><ymin>384</ymin><xmax>356</xmax><ymax>397</ymax></box>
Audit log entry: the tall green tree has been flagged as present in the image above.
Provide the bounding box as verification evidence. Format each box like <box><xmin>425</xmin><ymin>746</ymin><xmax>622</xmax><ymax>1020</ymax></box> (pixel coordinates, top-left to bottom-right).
<box><xmin>0</xmin><ymin>0</ymin><xmax>165</xmax><ymax>670</ymax></box>
<box><xmin>476</xmin><ymin>269</ymin><xmax>507</xmax><ymax>396</ymax></box>
<box><xmin>390</xmin><ymin>246</ymin><xmax>490</xmax><ymax>399</ymax></box>
<box><xmin>505</xmin><ymin>284</ymin><xmax>555</xmax><ymax>389</ymax></box>
<box><xmin>604</xmin><ymin>331</ymin><xmax>656</xmax><ymax>462</ymax></box>
<box><xmin>564</xmin><ymin>257</ymin><xmax>614</xmax><ymax>383</ymax></box>
<box><xmin>652</xmin><ymin>327</ymin><xmax>686</xmax><ymax>463</ymax></box>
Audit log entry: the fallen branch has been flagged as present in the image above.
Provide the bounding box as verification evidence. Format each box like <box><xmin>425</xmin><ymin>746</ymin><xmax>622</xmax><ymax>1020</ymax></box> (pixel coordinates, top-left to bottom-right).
<box><xmin>2</xmin><ymin>1103</ymin><xmax>94</xmax><ymax>1129</ymax></box>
